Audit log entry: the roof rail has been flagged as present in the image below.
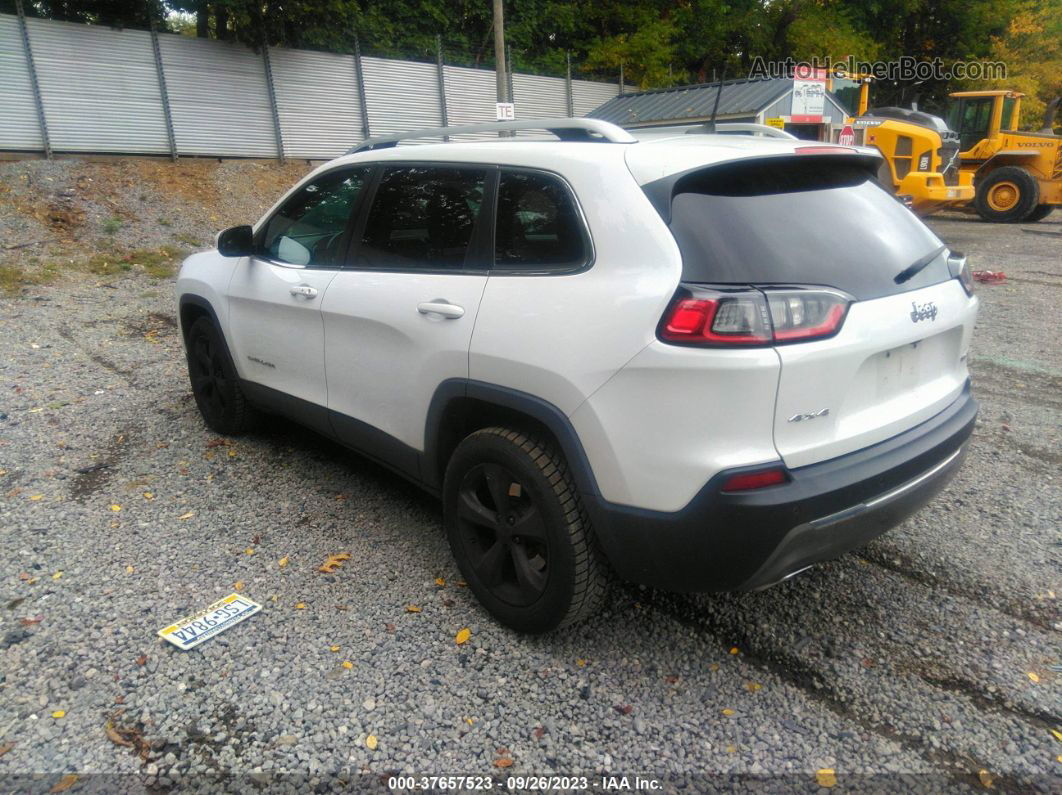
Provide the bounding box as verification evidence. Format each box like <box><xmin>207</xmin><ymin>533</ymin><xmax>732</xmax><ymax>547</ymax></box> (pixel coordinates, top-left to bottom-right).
<box><xmin>687</xmin><ymin>122</ymin><xmax>797</xmax><ymax>140</ymax></box>
<box><xmin>346</xmin><ymin>118</ymin><xmax>637</xmax><ymax>154</ymax></box>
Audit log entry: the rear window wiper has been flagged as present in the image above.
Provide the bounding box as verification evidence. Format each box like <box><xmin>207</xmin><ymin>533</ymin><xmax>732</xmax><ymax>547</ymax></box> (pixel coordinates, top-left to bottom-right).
<box><xmin>894</xmin><ymin>245</ymin><xmax>946</xmax><ymax>284</ymax></box>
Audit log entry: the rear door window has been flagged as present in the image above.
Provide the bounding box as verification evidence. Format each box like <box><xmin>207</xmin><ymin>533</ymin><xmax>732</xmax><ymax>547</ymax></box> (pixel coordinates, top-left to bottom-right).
<box><xmin>663</xmin><ymin>156</ymin><xmax>949</xmax><ymax>300</ymax></box>
<box><xmin>356</xmin><ymin>166</ymin><xmax>488</xmax><ymax>271</ymax></box>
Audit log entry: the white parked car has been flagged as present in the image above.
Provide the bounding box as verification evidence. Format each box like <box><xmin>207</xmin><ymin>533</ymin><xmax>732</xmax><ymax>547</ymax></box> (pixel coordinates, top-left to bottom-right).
<box><xmin>177</xmin><ymin>119</ymin><xmax>978</xmax><ymax>633</ymax></box>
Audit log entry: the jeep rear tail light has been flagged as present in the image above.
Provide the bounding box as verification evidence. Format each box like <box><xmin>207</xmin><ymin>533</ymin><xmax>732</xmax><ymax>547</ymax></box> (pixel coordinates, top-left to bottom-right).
<box><xmin>660</xmin><ymin>286</ymin><xmax>850</xmax><ymax>346</ymax></box>
<box><xmin>660</xmin><ymin>292</ymin><xmax>772</xmax><ymax>345</ymax></box>
<box><xmin>764</xmin><ymin>290</ymin><xmax>850</xmax><ymax>341</ymax></box>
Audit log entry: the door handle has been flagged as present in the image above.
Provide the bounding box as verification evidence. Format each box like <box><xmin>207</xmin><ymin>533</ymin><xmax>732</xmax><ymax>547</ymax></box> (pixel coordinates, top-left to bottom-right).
<box><xmin>417</xmin><ymin>301</ymin><xmax>465</xmax><ymax>319</ymax></box>
<box><xmin>290</xmin><ymin>285</ymin><xmax>318</xmax><ymax>298</ymax></box>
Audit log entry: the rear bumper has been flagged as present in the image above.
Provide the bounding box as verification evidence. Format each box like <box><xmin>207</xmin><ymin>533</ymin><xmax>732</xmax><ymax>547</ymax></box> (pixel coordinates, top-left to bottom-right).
<box><xmin>585</xmin><ymin>382</ymin><xmax>977</xmax><ymax>592</ymax></box>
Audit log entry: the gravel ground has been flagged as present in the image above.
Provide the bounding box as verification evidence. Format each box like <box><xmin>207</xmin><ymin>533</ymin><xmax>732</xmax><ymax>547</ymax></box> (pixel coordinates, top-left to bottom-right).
<box><xmin>0</xmin><ymin>189</ymin><xmax>1059</xmax><ymax>794</ymax></box>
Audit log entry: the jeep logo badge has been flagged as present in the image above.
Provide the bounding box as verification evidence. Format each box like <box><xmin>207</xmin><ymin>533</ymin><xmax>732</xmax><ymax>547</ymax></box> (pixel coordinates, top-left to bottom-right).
<box><xmin>910</xmin><ymin>301</ymin><xmax>938</xmax><ymax>322</ymax></box>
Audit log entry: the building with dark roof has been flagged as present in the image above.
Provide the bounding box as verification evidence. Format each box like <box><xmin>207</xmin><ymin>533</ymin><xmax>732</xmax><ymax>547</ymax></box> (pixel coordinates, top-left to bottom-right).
<box><xmin>589</xmin><ymin>77</ymin><xmax>854</xmax><ymax>141</ymax></box>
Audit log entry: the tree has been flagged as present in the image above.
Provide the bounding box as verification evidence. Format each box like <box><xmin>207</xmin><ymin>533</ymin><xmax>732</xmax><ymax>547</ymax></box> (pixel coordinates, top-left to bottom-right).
<box><xmin>959</xmin><ymin>0</ymin><xmax>1062</xmax><ymax>128</ymax></box>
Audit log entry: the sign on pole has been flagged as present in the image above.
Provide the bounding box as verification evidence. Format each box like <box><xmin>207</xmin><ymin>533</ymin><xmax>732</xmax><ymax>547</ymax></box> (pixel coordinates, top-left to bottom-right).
<box><xmin>838</xmin><ymin>124</ymin><xmax>856</xmax><ymax>146</ymax></box>
<box><xmin>496</xmin><ymin>102</ymin><xmax>515</xmax><ymax>121</ymax></box>
<box><xmin>791</xmin><ymin>66</ymin><xmax>827</xmax><ymax>124</ymax></box>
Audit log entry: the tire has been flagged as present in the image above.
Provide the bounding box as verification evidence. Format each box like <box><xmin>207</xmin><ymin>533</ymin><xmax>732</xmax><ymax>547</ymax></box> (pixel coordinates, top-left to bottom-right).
<box><xmin>974</xmin><ymin>166</ymin><xmax>1040</xmax><ymax>222</ymax></box>
<box><xmin>1023</xmin><ymin>204</ymin><xmax>1054</xmax><ymax>223</ymax></box>
<box><xmin>443</xmin><ymin>427</ymin><xmax>608</xmax><ymax>633</ymax></box>
<box><xmin>185</xmin><ymin>316</ymin><xmax>261</xmax><ymax>435</ymax></box>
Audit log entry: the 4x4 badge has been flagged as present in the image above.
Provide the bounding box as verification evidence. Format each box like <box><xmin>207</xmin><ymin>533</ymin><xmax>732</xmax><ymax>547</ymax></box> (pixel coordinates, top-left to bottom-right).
<box><xmin>788</xmin><ymin>408</ymin><xmax>830</xmax><ymax>423</ymax></box>
<box><xmin>910</xmin><ymin>301</ymin><xmax>938</xmax><ymax>322</ymax></box>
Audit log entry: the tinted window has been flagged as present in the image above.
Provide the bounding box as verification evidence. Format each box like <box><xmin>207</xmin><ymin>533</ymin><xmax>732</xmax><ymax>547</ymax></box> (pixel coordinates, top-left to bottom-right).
<box><xmin>357</xmin><ymin>166</ymin><xmax>487</xmax><ymax>271</ymax></box>
<box><xmin>495</xmin><ymin>171</ymin><xmax>588</xmax><ymax>272</ymax></box>
<box><xmin>260</xmin><ymin>167</ymin><xmax>369</xmax><ymax>267</ymax></box>
<box><xmin>664</xmin><ymin>157</ymin><xmax>948</xmax><ymax>300</ymax></box>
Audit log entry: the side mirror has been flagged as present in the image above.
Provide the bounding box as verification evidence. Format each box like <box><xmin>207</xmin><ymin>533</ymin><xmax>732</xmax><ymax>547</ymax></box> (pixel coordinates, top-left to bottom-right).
<box><xmin>216</xmin><ymin>225</ymin><xmax>254</xmax><ymax>257</ymax></box>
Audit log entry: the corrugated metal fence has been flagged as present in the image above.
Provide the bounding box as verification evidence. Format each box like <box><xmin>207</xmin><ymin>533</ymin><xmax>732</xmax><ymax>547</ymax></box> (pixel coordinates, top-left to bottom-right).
<box><xmin>0</xmin><ymin>14</ymin><xmax>620</xmax><ymax>160</ymax></box>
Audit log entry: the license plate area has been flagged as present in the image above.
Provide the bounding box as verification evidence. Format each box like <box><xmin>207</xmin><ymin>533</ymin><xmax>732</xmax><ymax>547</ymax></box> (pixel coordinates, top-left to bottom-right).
<box><xmin>158</xmin><ymin>593</ymin><xmax>262</xmax><ymax>650</ymax></box>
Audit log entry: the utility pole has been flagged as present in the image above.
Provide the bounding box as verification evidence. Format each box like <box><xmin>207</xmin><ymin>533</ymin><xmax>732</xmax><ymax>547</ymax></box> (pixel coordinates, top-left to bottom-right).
<box><xmin>493</xmin><ymin>0</ymin><xmax>507</xmax><ymax>104</ymax></box>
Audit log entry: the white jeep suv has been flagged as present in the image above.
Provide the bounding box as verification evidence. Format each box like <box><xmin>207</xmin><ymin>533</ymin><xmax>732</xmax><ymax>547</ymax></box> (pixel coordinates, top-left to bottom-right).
<box><xmin>176</xmin><ymin>119</ymin><xmax>979</xmax><ymax>633</ymax></box>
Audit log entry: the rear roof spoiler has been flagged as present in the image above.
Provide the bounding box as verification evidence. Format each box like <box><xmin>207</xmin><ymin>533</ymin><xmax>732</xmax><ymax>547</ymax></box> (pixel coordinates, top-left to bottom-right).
<box><xmin>640</xmin><ymin>150</ymin><xmax>884</xmax><ymax>224</ymax></box>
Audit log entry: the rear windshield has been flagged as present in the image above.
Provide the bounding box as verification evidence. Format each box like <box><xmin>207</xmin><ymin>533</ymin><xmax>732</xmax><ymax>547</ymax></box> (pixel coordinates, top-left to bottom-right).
<box><xmin>664</xmin><ymin>157</ymin><xmax>949</xmax><ymax>300</ymax></box>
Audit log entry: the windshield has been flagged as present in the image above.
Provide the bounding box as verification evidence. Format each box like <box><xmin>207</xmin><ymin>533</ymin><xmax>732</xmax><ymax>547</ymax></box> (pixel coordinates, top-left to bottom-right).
<box><xmin>663</xmin><ymin>157</ymin><xmax>949</xmax><ymax>301</ymax></box>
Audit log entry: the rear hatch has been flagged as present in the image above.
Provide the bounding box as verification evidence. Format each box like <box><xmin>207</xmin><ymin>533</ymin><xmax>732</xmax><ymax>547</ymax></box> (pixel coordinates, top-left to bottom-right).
<box><xmin>656</xmin><ymin>152</ymin><xmax>977</xmax><ymax>468</ymax></box>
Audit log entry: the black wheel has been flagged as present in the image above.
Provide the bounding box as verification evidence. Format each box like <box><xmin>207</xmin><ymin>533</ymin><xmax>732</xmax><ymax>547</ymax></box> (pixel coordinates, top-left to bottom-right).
<box><xmin>443</xmin><ymin>427</ymin><xmax>608</xmax><ymax>633</ymax></box>
<box><xmin>974</xmin><ymin>166</ymin><xmax>1040</xmax><ymax>222</ymax></box>
<box><xmin>1024</xmin><ymin>204</ymin><xmax>1054</xmax><ymax>222</ymax></box>
<box><xmin>185</xmin><ymin>317</ymin><xmax>260</xmax><ymax>435</ymax></box>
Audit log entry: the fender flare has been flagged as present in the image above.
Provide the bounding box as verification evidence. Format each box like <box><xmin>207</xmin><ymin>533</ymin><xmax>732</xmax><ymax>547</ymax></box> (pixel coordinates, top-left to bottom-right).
<box><xmin>178</xmin><ymin>293</ymin><xmax>222</xmax><ymax>341</ymax></box>
<box><xmin>422</xmin><ymin>378</ymin><xmax>603</xmax><ymax>499</ymax></box>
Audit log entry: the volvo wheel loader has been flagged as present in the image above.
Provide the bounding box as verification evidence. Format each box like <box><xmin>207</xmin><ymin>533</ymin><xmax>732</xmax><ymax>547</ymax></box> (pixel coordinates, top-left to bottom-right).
<box><xmin>837</xmin><ymin>77</ymin><xmax>974</xmax><ymax>215</ymax></box>
<box><xmin>946</xmin><ymin>90</ymin><xmax>1061</xmax><ymax>222</ymax></box>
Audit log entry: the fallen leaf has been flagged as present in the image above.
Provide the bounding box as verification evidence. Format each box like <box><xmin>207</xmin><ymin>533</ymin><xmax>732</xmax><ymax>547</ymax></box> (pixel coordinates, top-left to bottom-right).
<box><xmin>0</xmin><ymin>742</ymin><xmax>13</xmax><ymax>757</ymax></box>
<box><xmin>1027</xmin><ymin>672</ymin><xmax>1040</xmax><ymax>683</ymax></box>
<box><xmin>978</xmin><ymin>769</ymin><xmax>993</xmax><ymax>788</ymax></box>
<box><xmin>745</xmin><ymin>682</ymin><xmax>762</xmax><ymax>693</ymax></box>
<box><xmin>110</xmin><ymin>504</ymin><xmax>121</xmax><ymax>512</ymax></box>
<box><xmin>335</xmin><ymin>493</ymin><xmax>348</xmax><ymax>501</ymax></box>
<box><xmin>710</xmin><ymin>663</ymin><xmax>719</xmax><ymax>672</ymax></box>
<box><xmin>455</xmin><ymin>627</ymin><xmax>471</xmax><ymax>645</ymax></box>
<box><xmin>52</xmin><ymin>571</ymin><xmax>63</xmax><ymax>581</ymax></box>
<box><xmin>614</xmin><ymin>704</ymin><xmax>633</xmax><ymax>715</ymax></box>
<box><xmin>104</xmin><ymin>721</ymin><xmax>131</xmax><ymax>747</ymax></box>
<box><xmin>365</xmin><ymin>734</ymin><xmax>378</xmax><ymax>750</ymax></box>
<box><xmin>51</xmin><ymin>710</ymin><xmax>66</xmax><ymax>719</ymax></box>
<box><xmin>136</xmin><ymin>655</ymin><xmax>147</xmax><ymax>666</ymax></box>
<box><xmin>125</xmin><ymin>565</ymin><xmax>134</xmax><ymax>574</ymax></box>
<box><xmin>330</xmin><ymin>645</ymin><xmax>340</xmax><ymax>652</ymax></box>
<box><xmin>405</xmin><ymin>605</ymin><xmax>422</xmax><ymax>613</ymax></box>
<box><xmin>318</xmin><ymin>552</ymin><xmax>352</xmax><ymax>574</ymax></box>
<box><xmin>244</xmin><ymin>548</ymin><xmax>254</xmax><ymax>556</ymax></box>
<box><xmin>384</xmin><ymin>622</ymin><xmax>396</xmax><ymax>633</ymax></box>
<box><xmin>456</xmin><ymin>580</ymin><xmax>468</xmax><ymax>587</ymax></box>
<box><xmin>1051</xmin><ymin>728</ymin><xmax>1062</xmax><ymax>743</ymax></box>
<box><xmin>434</xmin><ymin>577</ymin><xmax>446</xmax><ymax>587</ymax></box>
<box><xmin>729</xmin><ymin>646</ymin><xmax>739</xmax><ymax>655</ymax></box>
<box><xmin>278</xmin><ymin>556</ymin><xmax>289</xmax><ymax>568</ymax></box>
<box><xmin>20</xmin><ymin>616</ymin><xmax>43</xmax><ymax>627</ymax></box>
<box><xmin>177</xmin><ymin>511</ymin><xmax>194</xmax><ymax>520</ymax></box>
<box><xmin>234</xmin><ymin>581</ymin><xmax>245</xmax><ymax>592</ymax></box>
<box><xmin>50</xmin><ymin>774</ymin><xmax>79</xmax><ymax>793</ymax></box>
<box><xmin>726</xmin><ymin>745</ymin><xmax>736</xmax><ymax>753</ymax></box>
<box><xmin>494</xmin><ymin>758</ymin><xmax>513</xmax><ymax>768</ymax></box>
<box><xmin>576</xmin><ymin>658</ymin><xmax>587</xmax><ymax>667</ymax></box>
<box><xmin>721</xmin><ymin>708</ymin><xmax>735</xmax><ymax>717</ymax></box>
<box><xmin>227</xmin><ymin>449</ymin><xmax>237</xmax><ymax>458</ymax></box>
<box><xmin>206</xmin><ymin>439</ymin><xmax>227</xmax><ymax>448</ymax></box>
<box><xmin>816</xmin><ymin>768</ymin><xmax>836</xmax><ymax>788</ymax></box>
<box><xmin>18</xmin><ymin>572</ymin><xmax>33</xmax><ymax>582</ymax></box>
<box><xmin>30</xmin><ymin>494</ymin><xmax>44</xmax><ymax>501</ymax></box>
<box><xmin>295</xmin><ymin>602</ymin><xmax>306</xmax><ymax>609</ymax></box>
<box><xmin>342</xmin><ymin>660</ymin><xmax>353</xmax><ymax>669</ymax></box>
<box><xmin>533</xmin><ymin>726</ymin><xmax>545</xmax><ymax>739</ymax></box>
<box><xmin>665</xmin><ymin>675</ymin><xmax>679</xmax><ymax>685</ymax></box>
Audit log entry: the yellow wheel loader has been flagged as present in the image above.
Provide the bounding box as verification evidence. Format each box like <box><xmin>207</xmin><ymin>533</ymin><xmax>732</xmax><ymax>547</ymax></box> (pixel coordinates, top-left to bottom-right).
<box><xmin>946</xmin><ymin>90</ymin><xmax>1061</xmax><ymax>222</ymax></box>
<box><xmin>835</xmin><ymin>77</ymin><xmax>975</xmax><ymax>215</ymax></box>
